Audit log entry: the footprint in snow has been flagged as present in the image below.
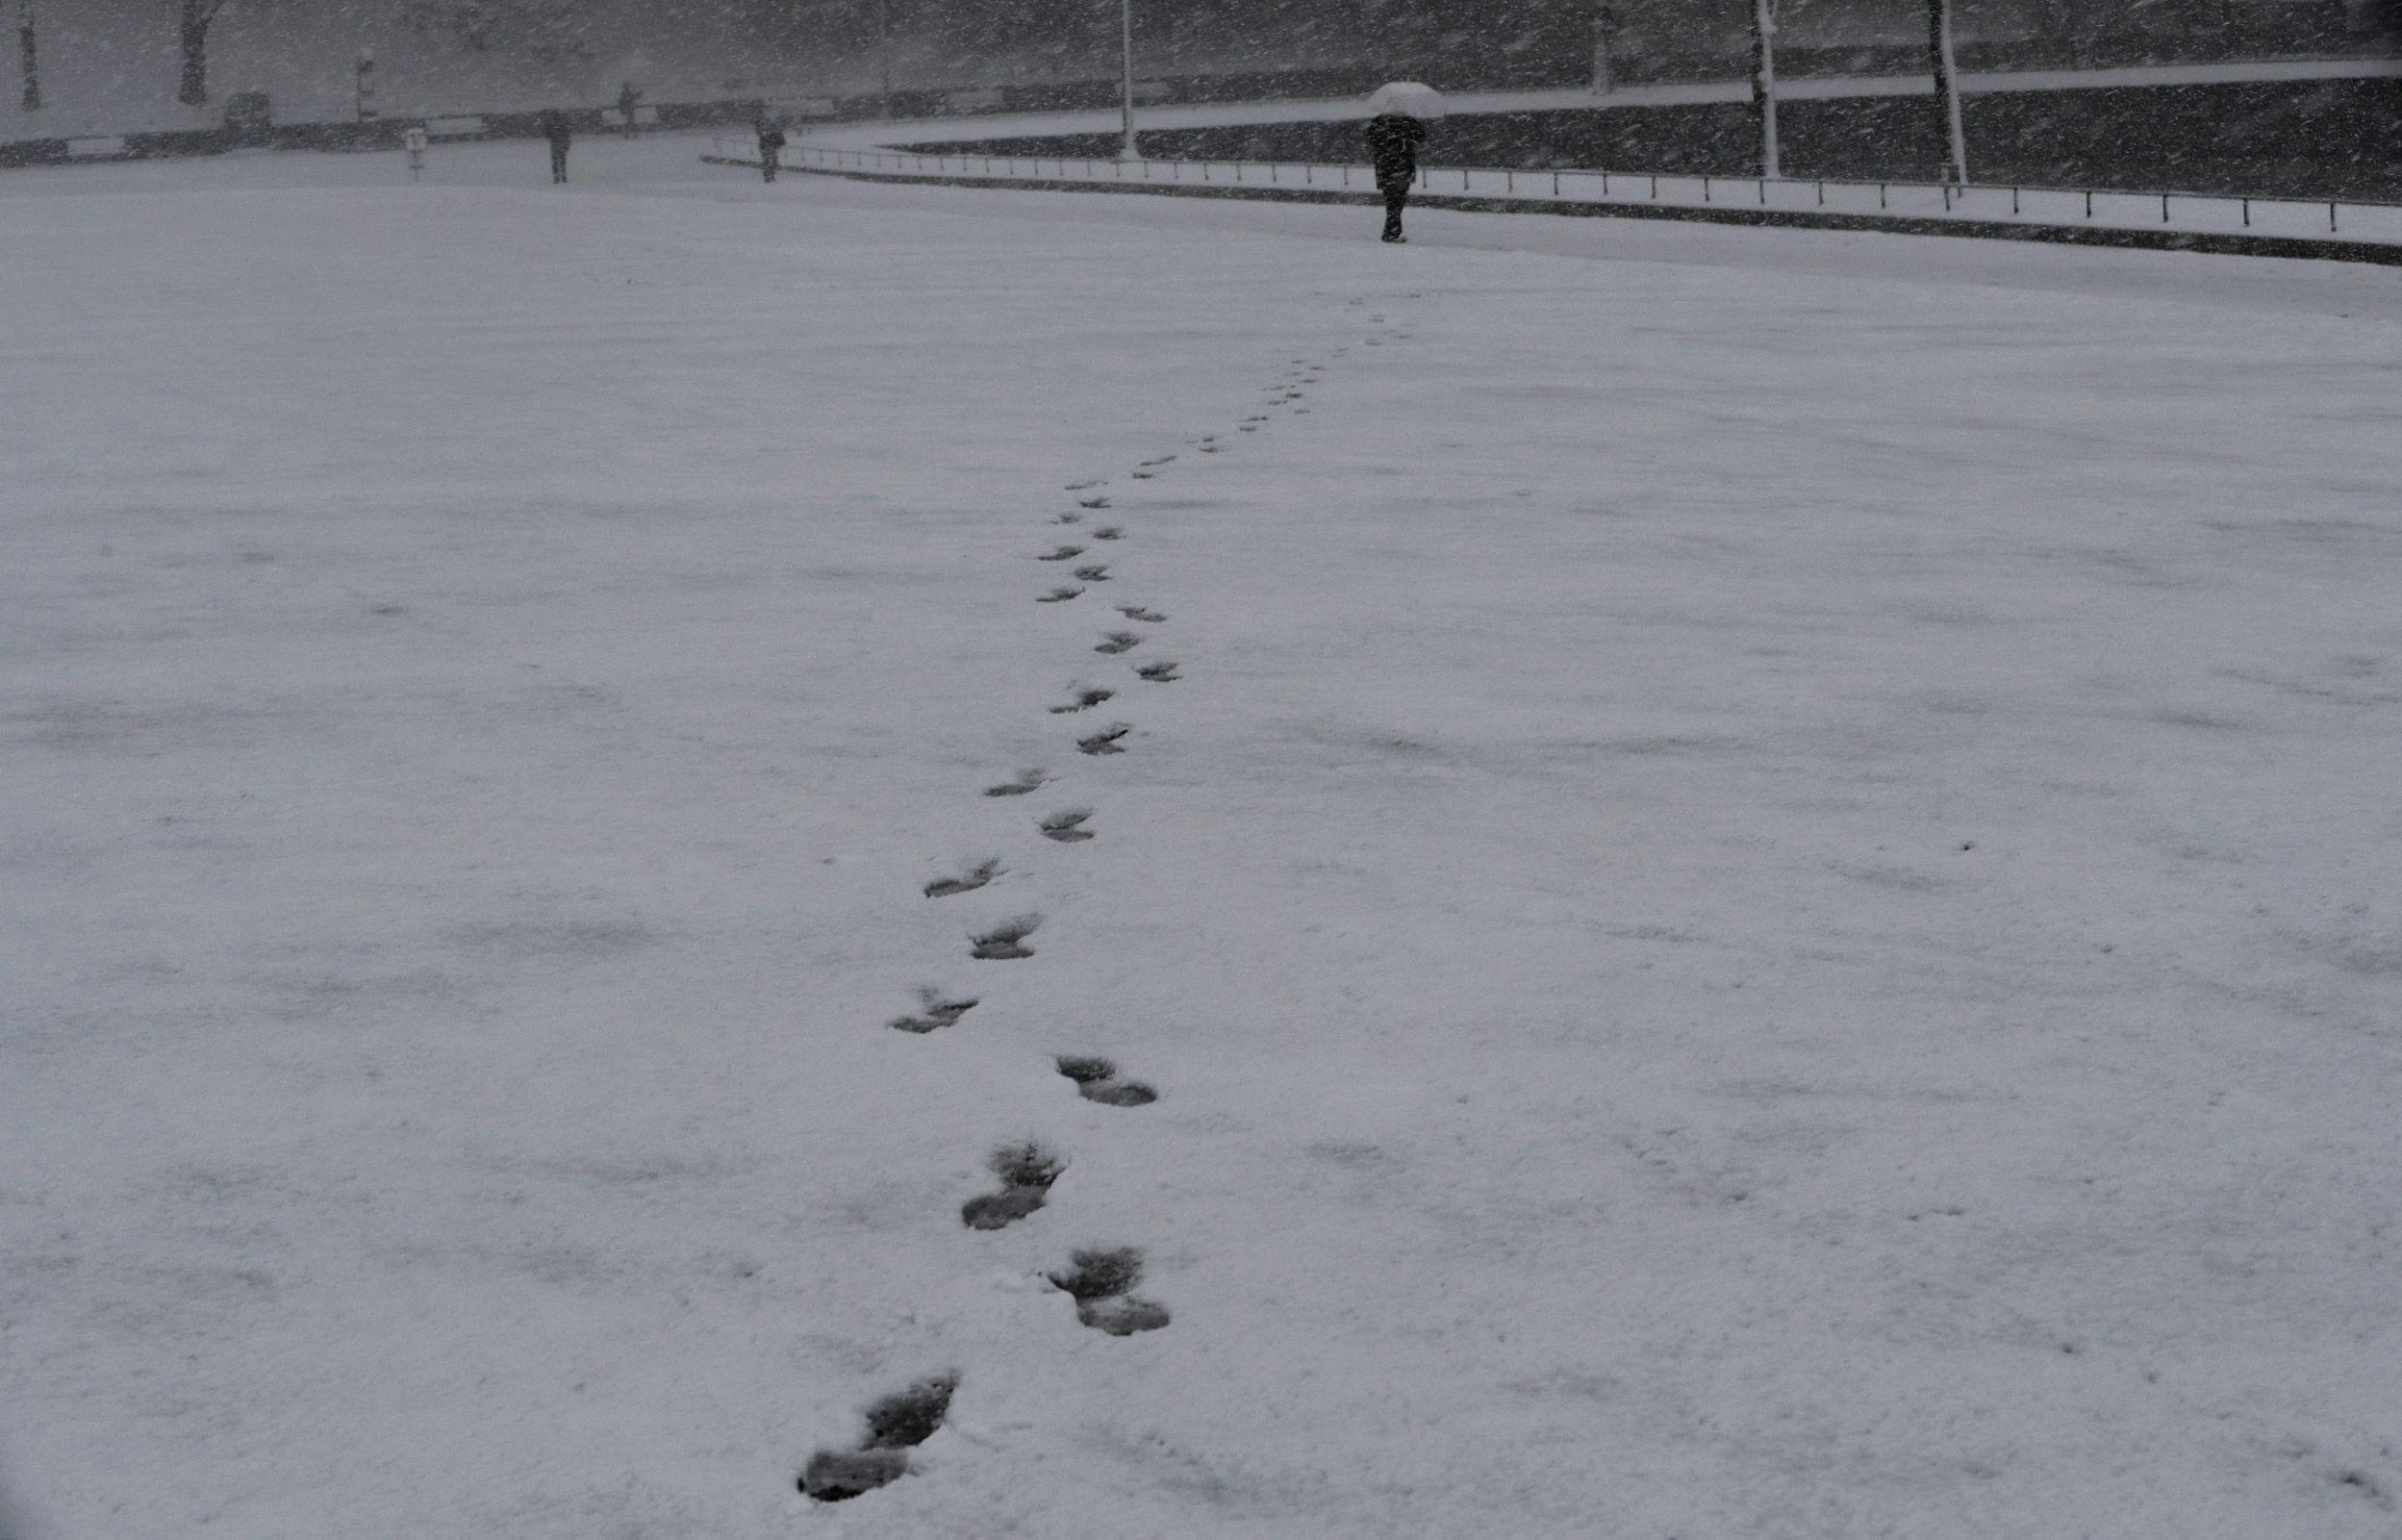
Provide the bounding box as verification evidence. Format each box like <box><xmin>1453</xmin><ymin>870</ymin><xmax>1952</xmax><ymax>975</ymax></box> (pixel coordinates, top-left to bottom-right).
<box><xmin>1199</xmin><ymin>444</ymin><xmax>1225</xmax><ymax>454</ymax></box>
<box><xmin>1056</xmin><ymin>1054</ymin><xmax>1157</xmax><ymax>1106</ymax></box>
<box><xmin>1039</xmin><ymin>810</ymin><xmax>1095</xmax><ymax>843</ymax></box>
<box><xmin>797</xmin><ymin>1374</ymin><xmax>960</xmax><ymax>1502</ymax></box>
<box><xmin>1140</xmin><ymin>455</ymin><xmax>1176</xmax><ymax>467</ymax></box>
<box><xmin>1094</xmin><ymin>632</ymin><xmax>1143</xmax><ymax>655</ymax></box>
<box><xmin>924</xmin><ymin>858</ymin><xmax>1001</xmax><ymax>898</ymax></box>
<box><xmin>984</xmin><ymin>769</ymin><xmax>1049</xmax><ymax>797</ymax></box>
<box><xmin>1049</xmin><ymin>687</ymin><xmax>1115</xmax><ymax>714</ymax></box>
<box><xmin>1076</xmin><ymin>724</ymin><xmax>1131</xmax><ymax>756</ymax></box>
<box><xmin>961</xmin><ymin>1142</ymin><xmax>1066</xmax><ymax>1230</ymax></box>
<box><xmin>1066</xmin><ymin>479</ymin><xmax>1104</xmax><ymax>491</ymax></box>
<box><xmin>1118</xmin><ymin>605</ymin><xmax>1167</xmax><ymax>623</ymax></box>
<box><xmin>1038</xmin><ymin>587</ymin><xmax>1084</xmax><ymax>604</ymax></box>
<box><xmin>970</xmin><ymin>915</ymin><xmax>1042</xmax><ymax>961</ymax></box>
<box><xmin>890</xmin><ymin>990</ymin><xmax>978</xmax><ymax>1034</ymax></box>
<box><xmin>1078</xmin><ymin>496</ymin><xmax>1112</xmax><ymax>511</ymax></box>
<box><xmin>1131</xmin><ymin>471</ymin><xmax>1156</xmax><ymax>480</ymax></box>
<box><xmin>1092</xmin><ymin>527</ymin><xmax>1124</xmax><ymax>541</ymax></box>
<box><xmin>1039</xmin><ymin>545</ymin><xmax>1084</xmax><ymax>562</ymax></box>
<box><xmin>1049</xmin><ymin>1248</ymin><xmax>1171</xmax><ymax>1336</ymax></box>
<box><xmin>1135</xmin><ymin>661</ymin><xmax>1181</xmax><ymax>683</ymax></box>
<box><xmin>1073</xmin><ymin>565</ymin><xmax>1111</xmax><ymax>583</ymax></box>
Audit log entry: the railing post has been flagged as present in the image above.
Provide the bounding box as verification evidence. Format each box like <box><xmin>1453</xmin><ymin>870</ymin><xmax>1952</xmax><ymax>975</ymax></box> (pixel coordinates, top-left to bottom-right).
<box><xmin>1880</xmin><ymin>182</ymin><xmax>1887</xmax><ymax>209</ymax></box>
<box><xmin>2010</xmin><ymin>185</ymin><xmax>2019</xmax><ymax>215</ymax></box>
<box><xmin>1704</xmin><ymin>174</ymin><xmax>1711</xmax><ymax>203</ymax></box>
<box><xmin>1816</xmin><ymin>179</ymin><xmax>1824</xmax><ymax>205</ymax></box>
<box><xmin>2085</xmin><ymin>189</ymin><xmax>2093</xmax><ymax>218</ymax></box>
<box><xmin>2241</xmin><ymin>196</ymin><xmax>2250</xmax><ymax>227</ymax></box>
<box><xmin>2162</xmin><ymin>191</ymin><xmax>2170</xmax><ymax>224</ymax></box>
<box><xmin>1757</xmin><ymin>177</ymin><xmax>1766</xmax><ymax>205</ymax></box>
<box><xmin>2331</xmin><ymin>201</ymin><xmax>2339</xmax><ymax>233</ymax></box>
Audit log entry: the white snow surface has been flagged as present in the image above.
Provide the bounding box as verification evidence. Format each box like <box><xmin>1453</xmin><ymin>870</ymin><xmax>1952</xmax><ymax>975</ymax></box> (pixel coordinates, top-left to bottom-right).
<box><xmin>5</xmin><ymin>134</ymin><xmax>2402</xmax><ymax>1540</ymax></box>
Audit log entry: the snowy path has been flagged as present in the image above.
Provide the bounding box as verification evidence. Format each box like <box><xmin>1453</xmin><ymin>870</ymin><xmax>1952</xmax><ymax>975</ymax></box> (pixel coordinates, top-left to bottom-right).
<box><xmin>6</xmin><ymin>135</ymin><xmax>2402</xmax><ymax>1539</ymax></box>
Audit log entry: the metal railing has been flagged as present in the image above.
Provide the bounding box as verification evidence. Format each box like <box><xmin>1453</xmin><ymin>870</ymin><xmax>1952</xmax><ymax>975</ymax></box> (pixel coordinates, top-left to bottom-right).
<box><xmin>711</xmin><ymin>137</ymin><xmax>2402</xmax><ymax>250</ymax></box>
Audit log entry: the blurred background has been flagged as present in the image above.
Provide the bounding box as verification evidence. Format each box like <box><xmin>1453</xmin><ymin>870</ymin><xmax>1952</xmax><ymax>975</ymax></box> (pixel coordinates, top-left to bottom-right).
<box><xmin>3</xmin><ymin>3</ymin><xmax>2397</xmax><ymax>196</ymax></box>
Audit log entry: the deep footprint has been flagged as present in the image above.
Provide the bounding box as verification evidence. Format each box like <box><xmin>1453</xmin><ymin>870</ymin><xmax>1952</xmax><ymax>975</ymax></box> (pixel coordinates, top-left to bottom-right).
<box><xmin>984</xmin><ymin>769</ymin><xmax>1049</xmax><ymax>797</ymax></box>
<box><xmin>1037</xmin><ymin>587</ymin><xmax>1083</xmax><ymax>603</ymax></box>
<box><xmin>1078</xmin><ymin>496</ymin><xmax>1112</xmax><ymax>510</ymax></box>
<box><xmin>1049</xmin><ymin>687</ymin><xmax>1116</xmax><ymax>714</ymax></box>
<box><xmin>961</xmin><ymin>1141</ymin><xmax>1066</xmax><ymax>1230</ymax></box>
<box><xmin>890</xmin><ymin>992</ymin><xmax>978</xmax><ymax>1034</ymax></box>
<box><xmin>1135</xmin><ymin>661</ymin><xmax>1181</xmax><ymax>683</ymax></box>
<box><xmin>1076</xmin><ymin>724</ymin><xmax>1131</xmax><ymax>755</ymax></box>
<box><xmin>1039</xmin><ymin>545</ymin><xmax>1084</xmax><ymax>562</ymax></box>
<box><xmin>924</xmin><ymin>859</ymin><xmax>1001</xmax><ymax>898</ymax></box>
<box><xmin>1048</xmin><ymin>1247</ymin><xmax>1171</xmax><ymax>1336</ymax></box>
<box><xmin>1056</xmin><ymin>1055</ymin><xmax>1158</xmax><ymax>1106</ymax></box>
<box><xmin>970</xmin><ymin>915</ymin><xmax>1042</xmax><ymax>960</ymax></box>
<box><xmin>798</xmin><ymin>1374</ymin><xmax>961</xmax><ymax>1502</ymax></box>
<box><xmin>1039</xmin><ymin>810</ymin><xmax>1095</xmax><ymax>843</ymax></box>
<box><xmin>1073</xmin><ymin>565</ymin><xmax>1112</xmax><ymax>583</ymax></box>
<box><xmin>1118</xmin><ymin>605</ymin><xmax>1168</xmax><ymax>623</ymax></box>
<box><xmin>1094</xmin><ymin>632</ymin><xmax>1143</xmax><ymax>655</ymax></box>
<box><xmin>1093</xmin><ymin>527</ymin><xmax>1124</xmax><ymax>541</ymax></box>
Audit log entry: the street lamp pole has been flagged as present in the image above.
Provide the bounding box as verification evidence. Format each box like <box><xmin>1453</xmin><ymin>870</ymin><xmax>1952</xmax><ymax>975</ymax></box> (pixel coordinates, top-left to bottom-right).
<box><xmin>1751</xmin><ymin>0</ymin><xmax>1780</xmax><ymax>180</ymax></box>
<box><xmin>16</xmin><ymin>0</ymin><xmax>38</xmax><ymax>114</ymax></box>
<box><xmin>877</xmin><ymin>0</ymin><xmax>892</xmax><ymax>119</ymax></box>
<box><xmin>1118</xmin><ymin>0</ymin><xmax>1137</xmax><ymax>161</ymax></box>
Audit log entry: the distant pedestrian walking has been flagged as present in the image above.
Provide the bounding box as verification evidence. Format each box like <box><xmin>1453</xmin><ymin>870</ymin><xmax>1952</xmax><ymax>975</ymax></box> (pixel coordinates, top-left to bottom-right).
<box><xmin>1362</xmin><ymin>81</ymin><xmax>1443</xmax><ymax>244</ymax></box>
<box><xmin>539</xmin><ymin>108</ymin><xmax>573</xmax><ymax>184</ymax></box>
<box><xmin>757</xmin><ymin>115</ymin><xmax>788</xmax><ymax>184</ymax></box>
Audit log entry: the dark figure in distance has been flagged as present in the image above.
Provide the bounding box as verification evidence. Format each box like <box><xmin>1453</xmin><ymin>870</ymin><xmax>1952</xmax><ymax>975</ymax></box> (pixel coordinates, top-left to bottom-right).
<box><xmin>539</xmin><ymin>108</ymin><xmax>572</xmax><ymax>184</ymax></box>
<box><xmin>757</xmin><ymin>114</ymin><xmax>787</xmax><ymax>183</ymax></box>
<box><xmin>1365</xmin><ymin>113</ymin><xmax>1427</xmax><ymax>242</ymax></box>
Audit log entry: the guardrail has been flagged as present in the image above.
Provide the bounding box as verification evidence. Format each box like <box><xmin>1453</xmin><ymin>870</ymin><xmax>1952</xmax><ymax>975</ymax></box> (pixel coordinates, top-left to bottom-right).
<box><xmin>710</xmin><ymin>135</ymin><xmax>2402</xmax><ymax>258</ymax></box>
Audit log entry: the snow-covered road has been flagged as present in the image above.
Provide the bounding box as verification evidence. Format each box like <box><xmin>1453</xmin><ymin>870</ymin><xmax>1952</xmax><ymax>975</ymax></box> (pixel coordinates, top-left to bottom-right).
<box><xmin>6</xmin><ymin>134</ymin><xmax>2401</xmax><ymax>1539</ymax></box>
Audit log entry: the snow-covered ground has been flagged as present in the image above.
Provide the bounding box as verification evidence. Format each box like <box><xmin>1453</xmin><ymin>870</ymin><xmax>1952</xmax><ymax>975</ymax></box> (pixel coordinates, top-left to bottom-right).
<box><xmin>5</xmin><ymin>133</ymin><xmax>2401</xmax><ymax>1540</ymax></box>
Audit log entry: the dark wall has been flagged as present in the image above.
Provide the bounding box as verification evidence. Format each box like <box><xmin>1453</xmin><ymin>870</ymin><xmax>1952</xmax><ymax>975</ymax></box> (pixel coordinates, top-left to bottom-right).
<box><xmin>904</xmin><ymin>78</ymin><xmax>2402</xmax><ymax>201</ymax></box>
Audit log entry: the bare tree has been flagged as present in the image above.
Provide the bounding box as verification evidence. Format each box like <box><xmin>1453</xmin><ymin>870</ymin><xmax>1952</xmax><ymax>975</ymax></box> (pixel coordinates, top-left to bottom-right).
<box><xmin>179</xmin><ymin>0</ymin><xmax>227</xmax><ymax>106</ymax></box>
<box><xmin>394</xmin><ymin>1</ymin><xmax>594</xmax><ymax>66</ymax></box>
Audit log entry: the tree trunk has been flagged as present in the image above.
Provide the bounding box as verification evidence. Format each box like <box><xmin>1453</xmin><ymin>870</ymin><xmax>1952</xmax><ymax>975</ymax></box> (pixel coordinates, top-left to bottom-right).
<box><xmin>178</xmin><ymin>0</ymin><xmax>220</xmax><ymax>107</ymax></box>
<box><xmin>1927</xmin><ymin>0</ymin><xmax>1968</xmax><ymax>185</ymax></box>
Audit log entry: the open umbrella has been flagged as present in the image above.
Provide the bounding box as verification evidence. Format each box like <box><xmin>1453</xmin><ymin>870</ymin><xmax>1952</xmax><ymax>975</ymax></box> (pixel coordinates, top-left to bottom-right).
<box><xmin>1364</xmin><ymin>81</ymin><xmax>1446</xmax><ymax>121</ymax></box>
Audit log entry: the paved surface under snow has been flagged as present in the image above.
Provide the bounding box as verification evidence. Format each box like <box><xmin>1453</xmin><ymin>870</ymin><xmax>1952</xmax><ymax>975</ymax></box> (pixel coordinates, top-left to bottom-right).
<box><xmin>5</xmin><ymin>133</ymin><xmax>2401</xmax><ymax>1539</ymax></box>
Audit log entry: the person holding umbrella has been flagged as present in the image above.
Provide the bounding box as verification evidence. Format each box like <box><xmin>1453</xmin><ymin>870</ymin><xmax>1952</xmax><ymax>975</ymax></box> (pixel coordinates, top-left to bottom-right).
<box><xmin>1364</xmin><ymin>81</ymin><xmax>1443</xmax><ymax>243</ymax></box>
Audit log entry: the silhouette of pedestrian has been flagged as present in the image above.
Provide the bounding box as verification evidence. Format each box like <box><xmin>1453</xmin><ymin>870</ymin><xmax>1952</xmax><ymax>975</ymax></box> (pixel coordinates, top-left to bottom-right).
<box><xmin>539</xmin><ymin>108</ymin><xmax>573</xmax><ymax>184</ymax></box>
<box><xmin>1366</xmin><ymin>113</ymin><xmax>1428</xmax><ymax>242</ymax></box>
<box><xmin>757</xmin><ymin>114</ymin><xmax>787</xmax><ymax>184</ymax></box>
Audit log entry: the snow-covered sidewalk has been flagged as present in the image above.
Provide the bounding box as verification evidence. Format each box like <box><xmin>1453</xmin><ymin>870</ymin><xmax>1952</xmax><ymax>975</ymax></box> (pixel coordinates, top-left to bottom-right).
<box><xmin>5</xmin><ymin>135</ymin><xmax>2401</xmax><ymax>1539</ymax></box>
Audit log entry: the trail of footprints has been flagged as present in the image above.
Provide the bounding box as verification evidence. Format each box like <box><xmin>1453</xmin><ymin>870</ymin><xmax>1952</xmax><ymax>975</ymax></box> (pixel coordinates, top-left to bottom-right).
<box><xmin>810</xmin><ymin>318</ymin><xmax>1405</xmax><ymax>1502</ymax></box>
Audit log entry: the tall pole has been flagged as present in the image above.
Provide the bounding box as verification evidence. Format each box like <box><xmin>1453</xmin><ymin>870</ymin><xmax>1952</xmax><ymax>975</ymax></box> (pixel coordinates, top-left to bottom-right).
<box><xmin>1751</xmin><ymin>0</ymin><xmax>1779</xmax><ymax>180</ymax></box>
<box><xmin>16</xmin><ymin>0</ymin><xmax>38</xmax><ymax>114</ymax></box>
<box><xmin>1118</xmin><ymin>0</ymin><xmax>1137</xmax><ymax>160</ymax></box>
<box><xmin>877</xmin><ymin>0</ymin><xmax>891</xmax><ymax>119</ymax></box>
<box><xmin>1927</xmin><ymin>0</ymin><xmax>1969</xmax><ymax>185</ymax></box>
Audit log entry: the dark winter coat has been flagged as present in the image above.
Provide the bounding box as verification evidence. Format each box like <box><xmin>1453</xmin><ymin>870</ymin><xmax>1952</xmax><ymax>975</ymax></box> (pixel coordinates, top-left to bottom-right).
<box><xmin>758</xmin><ymin>123</ymin><xmax>788</xmax><ymax>152</ymax></box>
<box><xmin>539</xmin><ymin>110</ymin><xmax>573</xmax><ymax>149</ymax></box>
<box><xmin>1365</xmin><ymin>114</ymin><xmax>1427</xmax><ymax>189</ymax></box>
